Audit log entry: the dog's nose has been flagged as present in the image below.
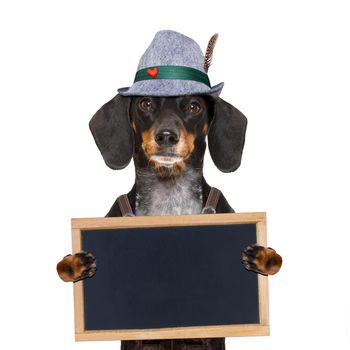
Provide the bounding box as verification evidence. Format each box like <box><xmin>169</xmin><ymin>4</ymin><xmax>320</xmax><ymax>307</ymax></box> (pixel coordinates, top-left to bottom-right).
<box><xmin>155</xmin><ymin>130</ymin><xmax>179</xmax><ymax>146</ymax></box>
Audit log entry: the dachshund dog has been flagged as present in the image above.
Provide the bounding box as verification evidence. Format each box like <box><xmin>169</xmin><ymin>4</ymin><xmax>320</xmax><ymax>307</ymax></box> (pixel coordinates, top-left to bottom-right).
<box><xmin>57</xmin><ymin>94</ymin><xmax>282</xmax><ymax>350</ymax></box>
<box><xmin>57</xmin><ymin>94</ymin><xmax>282</xmax><ymax>281</ymax></box>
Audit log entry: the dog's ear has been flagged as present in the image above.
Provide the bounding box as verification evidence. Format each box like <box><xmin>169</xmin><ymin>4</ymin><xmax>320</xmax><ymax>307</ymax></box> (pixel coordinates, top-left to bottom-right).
<box><xmin>89</xmin><ymin>94</ymin><xmax>134</xmax><ymax>170</ymax></box>
<box><xmin>208</xmin><ymin>97</ymin><xmax>247</xmax><ymax>172</ymax></box>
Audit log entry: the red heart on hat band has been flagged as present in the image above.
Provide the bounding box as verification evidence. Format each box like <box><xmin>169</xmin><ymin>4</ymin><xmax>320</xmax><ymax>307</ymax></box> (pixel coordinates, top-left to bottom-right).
<box><xmin>147</xmin><ymin>67</ymin><xmax>159</xmax><ymax>78</ymax></box>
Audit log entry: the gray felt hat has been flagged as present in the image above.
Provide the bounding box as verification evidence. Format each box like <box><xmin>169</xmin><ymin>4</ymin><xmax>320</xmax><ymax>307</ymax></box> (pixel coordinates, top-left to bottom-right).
<box><xmin>118</xmin><ymin>30</ymin><xmax>224</xmax><ymax>97</ymax></box>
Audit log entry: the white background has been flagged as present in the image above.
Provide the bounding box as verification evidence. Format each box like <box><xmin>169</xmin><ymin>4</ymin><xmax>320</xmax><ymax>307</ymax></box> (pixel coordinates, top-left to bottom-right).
<box><xmin>1</xmin><ymin>1</ymin><xmax>349</xmax><ymax>349</ymax></box>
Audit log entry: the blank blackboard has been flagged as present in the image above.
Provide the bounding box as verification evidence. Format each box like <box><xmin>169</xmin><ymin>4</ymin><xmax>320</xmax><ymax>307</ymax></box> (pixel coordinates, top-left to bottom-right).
<box><xmin>72</xmin><ymin>213</ymin><xmax>269</xmax><ymax>341</ymax></box>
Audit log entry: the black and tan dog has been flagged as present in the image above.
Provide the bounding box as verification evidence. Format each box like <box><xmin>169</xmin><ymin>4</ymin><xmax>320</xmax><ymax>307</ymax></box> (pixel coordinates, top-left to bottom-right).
<box><xmin>57</xmin><ymin>94</ymin><xmax>282</xmax><ymax>283</ymax></box>
<box><xmin>57</xmin><ymin>29</ymin><xmax>283</xmax><ymax>350</ymax></box>
<box><xmin>57</xmin><ymin>93</ymin><xmax>282</xmax><ymax>350</ymax></box>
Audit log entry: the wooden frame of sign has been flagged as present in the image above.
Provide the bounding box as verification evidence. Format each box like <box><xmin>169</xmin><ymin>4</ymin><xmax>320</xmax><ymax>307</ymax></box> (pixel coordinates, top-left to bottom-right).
<box><xmin>72</xmin><ymin>212</ymin><xmax>269</xmax><ymax>341</ymax></box>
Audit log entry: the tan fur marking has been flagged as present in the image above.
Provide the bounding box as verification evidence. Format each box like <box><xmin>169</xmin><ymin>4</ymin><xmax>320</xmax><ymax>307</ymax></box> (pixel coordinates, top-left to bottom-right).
<box><xmin>247</xmin><ymin>247</ymin><xmax>282</xmax><ymax>275</ymax></box>
<box><xmin>177</xmin><ymin>129</ymin><xmax>195</xmax><ymax>159</ymax></box>
<box><xmin>202</xmin><ymin>122</ymin><xmax>208</xmax><ymax>134</ymax></box>
<box><xmin>141</xmin><ymin>128</ymin><xmax>159</xmax><ymax>158</ymax></box>
<box><xmin>153</xmin><ymin>161</ymin><xmax>187</xmax><ymax>178</ymax></box>
<box><xmin>264</xmin><ymin>250</ymin><xmax>283</xmax><ymax>275</ymax></box>
<box><xmin>131</xmin><ymin>121</ymin><xmax>137</xmax><ymax>133</ymax></box>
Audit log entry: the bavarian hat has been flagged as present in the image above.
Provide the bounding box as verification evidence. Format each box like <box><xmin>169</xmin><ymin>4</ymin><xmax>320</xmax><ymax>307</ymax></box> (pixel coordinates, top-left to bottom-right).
<box><xmin>118</xmin><ymin>30</ymin><xmax>224</xmax><ymax>97</ymax></box>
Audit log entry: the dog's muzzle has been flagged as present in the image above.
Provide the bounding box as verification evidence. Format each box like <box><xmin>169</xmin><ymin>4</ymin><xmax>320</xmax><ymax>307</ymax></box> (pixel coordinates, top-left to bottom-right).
<box><xmin>152</xmin><ymin>129</ymin><xmax>182</xmax><ymax>166</ymax></box>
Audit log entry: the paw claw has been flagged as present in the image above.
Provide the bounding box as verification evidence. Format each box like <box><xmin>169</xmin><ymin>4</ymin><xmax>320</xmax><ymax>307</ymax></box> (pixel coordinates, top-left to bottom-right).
<box><xmin>244</xmin><ymin>244</ymin><xmax>254</xmax><ymax>252</ymax></box>
<box><xmin>241</xmin><ymin>254</ymin><xmax>248</xmax><ymax>261</ymax></box>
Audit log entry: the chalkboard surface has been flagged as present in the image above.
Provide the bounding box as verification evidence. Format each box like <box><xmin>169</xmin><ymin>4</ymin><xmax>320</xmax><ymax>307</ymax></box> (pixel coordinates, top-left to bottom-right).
<box><xmin>72</xmin><ymin>213</ymin><xmax>269</xmax><ymax>341</ymax></box>
<box><xmin>82</xmin><ymin>224</ymin><xmax>258</xmax><ymax>330</ymax></box>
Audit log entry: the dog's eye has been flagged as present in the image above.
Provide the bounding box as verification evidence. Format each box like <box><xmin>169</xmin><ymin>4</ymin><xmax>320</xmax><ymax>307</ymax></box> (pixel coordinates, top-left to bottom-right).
<box><xmin>187</xmin><ymin>102</ymin><xmax>201</xmax><ymax>114</ymax></box>
<box><xmin>139</xmin><ymin>98</ymin><xmax>153</xmax><ymax>112</ymax></box>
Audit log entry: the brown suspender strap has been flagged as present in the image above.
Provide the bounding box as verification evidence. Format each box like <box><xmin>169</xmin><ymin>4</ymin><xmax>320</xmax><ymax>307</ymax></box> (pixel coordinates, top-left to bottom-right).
<box><xmin>201</xmin><ymin>187</ymin><xmax>221</xmax><ymax>214</ymax></box>
<box><xmin>116</xmin><ymin>194</ymin><xmax>135</xmax><ymax>217</ymax></box>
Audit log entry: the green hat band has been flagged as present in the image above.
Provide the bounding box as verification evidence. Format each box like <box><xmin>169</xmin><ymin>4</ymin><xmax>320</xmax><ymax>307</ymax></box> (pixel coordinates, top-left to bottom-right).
<box><xmin>134</xmin><ymin>65</ymin><xmax>211</xmax><ymax>87</ymax></box>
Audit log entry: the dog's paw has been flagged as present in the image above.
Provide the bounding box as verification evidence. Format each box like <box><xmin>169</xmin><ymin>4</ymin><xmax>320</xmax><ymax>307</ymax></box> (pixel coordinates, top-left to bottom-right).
<box><xmin>57</xmin><ymin>251</ymin><xmax>97</xmax><ymax>282</ymax></box>
<box><xmin>241</xmin><ymin>244</ymin><xmax>282</xmax><ymax>276</ymax></box>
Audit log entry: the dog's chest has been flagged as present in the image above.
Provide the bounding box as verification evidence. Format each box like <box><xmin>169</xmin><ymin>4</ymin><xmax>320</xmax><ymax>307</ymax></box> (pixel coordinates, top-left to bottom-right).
<box><xmin>135</xmin><ymin>172</ymin><xmax>203</xmax><ymax>216</ymax></box>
